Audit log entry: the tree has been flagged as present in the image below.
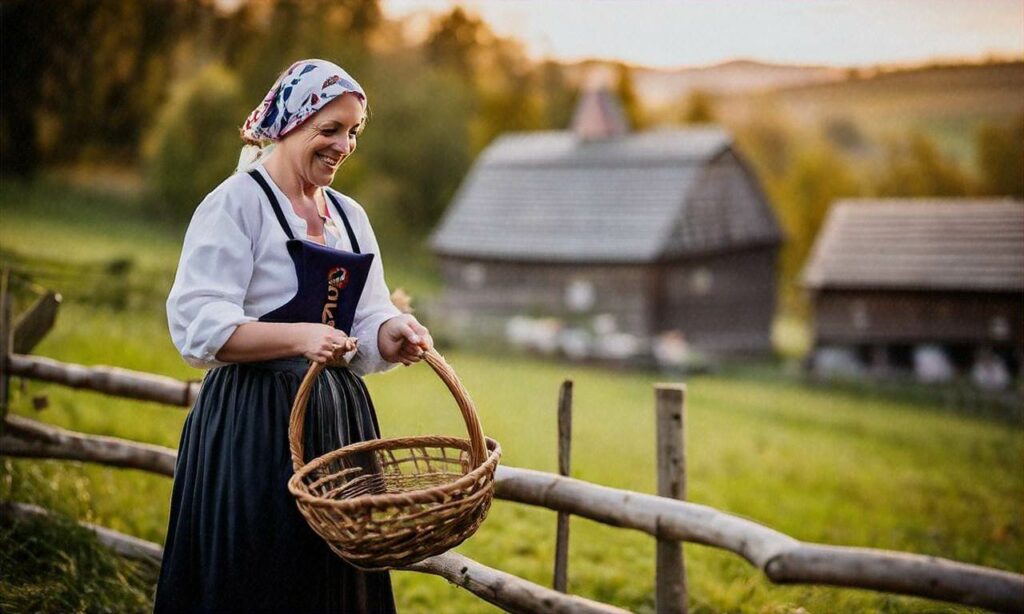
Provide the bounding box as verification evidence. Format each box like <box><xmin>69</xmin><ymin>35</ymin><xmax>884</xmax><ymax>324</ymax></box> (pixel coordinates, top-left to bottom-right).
<box><xmin>975</xmin><ymin>115</ymin><xmax>1024</xmax><ymax>198</ymax></box>
<box><xmin>822</xmin><ymin>116</ymin><xmax>867</xmax><ymax>153</ymax></box>
<box><xmin>352</xmin><ymin>51</ymin><xmax>475</xmax><ymax>234</ymax></box>
<box><xmin>536</xmin><ymin>61</ymin><xmax>577</xmax><ymax>130</ymax></box>
<box><xmin>221</xmin><ymin>0</ymin><xmax>382</xmax><ymax>108</ymax></box>
<box><xmin>425</xmin><ymin>7</ymin><xmax>488</xmax><ymax>79</ymax></box>
<box><xmin>144</xmin><ymin>64</ymin><xmax>247</xmax><ymax>219</ymax></box>
<box><xmin>0</xmin><ymin>0</ymin><xmax>190</xmax><ymax>175</ymax></box>
<box><xmin>875</xmin><ymin>133</ymin><xmax>972</xmax><ymax>197</ymax></box>
<box><xmin>614</xmin><ymin>63</ymin><xmax>645</xmax><ymax>129</ymax></box>
<box><xmin>424</xmin><ymin>7</ymin><xmax>547</xmax><ymax>152</ymax></box>
<box><xmin>681</xmin><ymin>89</ymin><xmax>715</xmax><ymax>124</ymax></box>
<box><xmin>732</xmin><ymin>106</ymin><xmax>796</xmax><ymax>182</ymax></box>
<box><xmin>776</xmin><ymin>142</ymin><xmax>860</xmax><ymax>315</ymax></box>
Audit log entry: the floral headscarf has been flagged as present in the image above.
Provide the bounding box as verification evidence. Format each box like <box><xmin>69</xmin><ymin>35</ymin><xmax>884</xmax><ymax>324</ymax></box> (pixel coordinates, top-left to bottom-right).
<box><xmin>237</xmin><ymin>59</ymin><xmax>366</xmax><ymax>171</ymax></box>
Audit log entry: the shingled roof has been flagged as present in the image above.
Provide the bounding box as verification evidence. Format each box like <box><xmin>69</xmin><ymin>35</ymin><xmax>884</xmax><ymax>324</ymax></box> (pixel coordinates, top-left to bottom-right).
<box><xmin>430</xmin><ymin>127</ymin><xmax>781</xmax><ymax>263</ymax></box>
<box><xmin>802</xmin><ymin>199</ymin><xmax>1024</xmax><ymax>292</ymax></box>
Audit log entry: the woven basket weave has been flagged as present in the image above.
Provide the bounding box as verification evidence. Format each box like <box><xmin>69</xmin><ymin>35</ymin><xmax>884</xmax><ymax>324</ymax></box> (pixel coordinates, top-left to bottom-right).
<box><xmin>286</xmin><ymin>348</ymin><xmax>501</xmax><ymax>570</ymax></box>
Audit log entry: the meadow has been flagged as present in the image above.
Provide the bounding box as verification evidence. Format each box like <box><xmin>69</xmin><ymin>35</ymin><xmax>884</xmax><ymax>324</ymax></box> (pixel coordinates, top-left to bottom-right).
<box><xmin>1</xmin><ymin>178</ymin><xmax>1022</xmax><ymax>613</ymax></box>
<box><xmin>714</xmin><ymin>61</ymin><xmax>1024</xmax><ymax>167</ymax></box>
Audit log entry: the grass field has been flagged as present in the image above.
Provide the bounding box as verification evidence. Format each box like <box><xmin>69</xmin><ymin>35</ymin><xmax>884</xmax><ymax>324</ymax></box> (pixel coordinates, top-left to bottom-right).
<box><xmin>1</xmin><ymin>178</ymin><xmax>1022</xmax><ymax>613</ymax></box>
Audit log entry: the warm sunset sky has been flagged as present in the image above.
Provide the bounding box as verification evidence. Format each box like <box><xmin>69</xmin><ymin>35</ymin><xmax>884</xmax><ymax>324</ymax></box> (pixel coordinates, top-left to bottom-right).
<box><xmin>382</xmin><ymin>0</ymin><xmax>1024</xmax><ymax>68</ymax></box>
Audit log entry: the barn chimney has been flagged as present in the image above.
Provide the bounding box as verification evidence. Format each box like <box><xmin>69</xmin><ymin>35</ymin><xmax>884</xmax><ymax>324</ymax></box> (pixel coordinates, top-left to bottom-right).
<box><xmin>571</xmin><ymin>80</ymin><xmax>629</xmax><ymax>141</ymax></box>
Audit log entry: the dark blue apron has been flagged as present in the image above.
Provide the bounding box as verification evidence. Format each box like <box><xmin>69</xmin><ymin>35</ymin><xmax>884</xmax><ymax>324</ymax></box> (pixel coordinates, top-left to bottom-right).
<box><xmin>154</xmin><ymin>171</ymin><xmax>397</xmax><ymax>614</ymax></box>
<box><xmin>247</xmin><ymin>169</ymin><xmax>374</xmax><ymax>334</ymax></box>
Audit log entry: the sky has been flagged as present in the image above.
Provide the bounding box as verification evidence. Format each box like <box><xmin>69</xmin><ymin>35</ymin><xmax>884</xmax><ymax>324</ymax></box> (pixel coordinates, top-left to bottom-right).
<box><xmin>382</xmin><ymin>0</ymin><xmax>1024</xmax><ymax>68</ymax></box>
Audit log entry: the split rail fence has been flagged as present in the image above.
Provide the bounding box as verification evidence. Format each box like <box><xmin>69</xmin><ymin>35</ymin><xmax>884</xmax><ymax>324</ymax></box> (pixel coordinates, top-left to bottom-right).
<box><xmin>1</xmin><ymin>285</ymin><xmax>1022</xmax><ymax>613</ymax></box>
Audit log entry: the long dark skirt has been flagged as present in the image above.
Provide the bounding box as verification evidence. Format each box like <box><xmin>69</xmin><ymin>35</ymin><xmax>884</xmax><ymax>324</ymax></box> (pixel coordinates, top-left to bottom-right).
<box><xmin>154</xmin><ymin>358</ymin><xmax>397</xmax><ymax>614</ymax></box>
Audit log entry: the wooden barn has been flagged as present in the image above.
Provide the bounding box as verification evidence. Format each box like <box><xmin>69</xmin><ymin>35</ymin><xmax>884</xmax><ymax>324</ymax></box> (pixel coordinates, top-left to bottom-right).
<box><xmin>802</xmin><ymin>199</ymin><xmax>1024</xmax><ymax>385</ymax></box>
<box><xmin>429</xmin><ymin>87</ymin><xmax>783</xmax><ymax>360</ymax></box>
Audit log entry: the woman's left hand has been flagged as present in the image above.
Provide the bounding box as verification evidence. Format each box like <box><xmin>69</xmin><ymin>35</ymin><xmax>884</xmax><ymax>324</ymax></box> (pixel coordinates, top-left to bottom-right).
<box><xmin>378</xmin><ymin>314</ymin><xmax>433</xmax><ymax>366</ymax></box>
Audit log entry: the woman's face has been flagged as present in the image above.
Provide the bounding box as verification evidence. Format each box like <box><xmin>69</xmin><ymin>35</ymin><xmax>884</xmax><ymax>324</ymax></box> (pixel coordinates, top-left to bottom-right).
<box><xmin>277</xmin><ymin>92</ymin><xmax>365</xmax><ymax>188</ymax></box>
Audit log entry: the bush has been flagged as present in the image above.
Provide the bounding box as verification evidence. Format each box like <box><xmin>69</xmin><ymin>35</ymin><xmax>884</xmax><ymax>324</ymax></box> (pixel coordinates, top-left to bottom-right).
<box><xmin>144</xmin><ymin>64</ymin><xmax>247</xmax><ymax>220</ymax></box>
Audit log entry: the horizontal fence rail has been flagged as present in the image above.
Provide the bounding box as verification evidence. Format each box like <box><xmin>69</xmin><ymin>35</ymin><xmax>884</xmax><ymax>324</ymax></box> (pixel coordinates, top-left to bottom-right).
<box><xmin>495</xmin><ymin>467</ymin><xmax>1024</xmax><ymax>613</ymax></box>
<box><xmin>2</xmin><ymin>356</ymin><xmax>1023</xmax><ymax>612</ymax></box>
<box><xmin>2</xmin><ymin>501</ymin><xmax>627</xmax><ymax>614</ymax></box>
<box><xmin>2</xmin><ymin>414</ymin><xmax>176</xmax><ymax>476</ymax></box>
<box><xmin>7</xmin><ymin>353</ymin><xmax>200</xmax><ymax>407</ymax></box>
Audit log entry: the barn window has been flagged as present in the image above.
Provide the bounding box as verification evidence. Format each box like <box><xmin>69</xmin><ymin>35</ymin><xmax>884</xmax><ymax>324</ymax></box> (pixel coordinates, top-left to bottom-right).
<box><xmin>565</xmin><ymin>279</ymin><xmax>595</xmax><ymax>312</ymax></box>
<box><xmin>690</xmin><ymin>268</ymin><xmax>713</xmax><ymax>295</ymax></box>
<box><xmin>989</xmin><ymin>316</ymin><xmax>1010</xmax><ymax>340</ymax></box>
<box><xmin>462</xmin><ymin>263</ymin><xmax>487</xmax><ymax>288</ymax></box>
<box><xmin>851</xmin><ymin>300</ymin><xmax>870</xmax><ymax>330</ymax></box>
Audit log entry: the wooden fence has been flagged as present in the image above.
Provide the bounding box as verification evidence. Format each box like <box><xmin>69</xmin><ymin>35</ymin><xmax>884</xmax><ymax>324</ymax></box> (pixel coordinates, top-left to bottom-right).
<box><xmin>1</xmin><ymin>290</ymin><xmax>1022</xmax><ymax>612</ymax></box>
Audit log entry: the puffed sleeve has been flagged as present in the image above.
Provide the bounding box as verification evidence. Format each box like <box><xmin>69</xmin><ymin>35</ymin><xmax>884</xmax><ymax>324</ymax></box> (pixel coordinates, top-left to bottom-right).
<box><xmin>342</xmin><ymin>196</ymin><xmax>402</xmax><ymax>376</ymax></box>
<box><xmin>166</xmin><ymin>183</ymin><xmax>259</xmax><ymax>369</ymax></box>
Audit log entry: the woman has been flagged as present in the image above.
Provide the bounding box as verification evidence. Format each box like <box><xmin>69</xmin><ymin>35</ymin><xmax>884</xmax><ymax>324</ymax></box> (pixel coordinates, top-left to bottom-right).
<box><xmin>155</xmin><ymin>59</ymin><xmax>430</xmax><ymax>613</ymax></box>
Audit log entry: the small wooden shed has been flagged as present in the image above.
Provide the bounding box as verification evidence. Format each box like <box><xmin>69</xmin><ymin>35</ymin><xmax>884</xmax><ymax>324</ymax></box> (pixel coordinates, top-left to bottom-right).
<box><xmin>802</xmin><ymin>198</ymin><xmax>1024</xmax><ymax>379</ymax></box>
<box><xmin>429</xmin><ymin>88</ymin><xmax>782</xmax><ymax>358</ymax></box>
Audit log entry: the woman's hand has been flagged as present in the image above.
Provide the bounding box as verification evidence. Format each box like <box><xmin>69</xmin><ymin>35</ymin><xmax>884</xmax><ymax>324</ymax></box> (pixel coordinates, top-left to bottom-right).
<box><xmin>216</xmin><ymin>322</ymin><xmax>356</xmax><ymax>364</ymax></box>
<box><xmin>293</xmin><ymin>323</ymin><xmax>357</xmax><ymax>364</ymax></box>
<box><xmin>378</xmin><ymin>314</ymin><xmax>433</xmax><ymax>366</ymax></box>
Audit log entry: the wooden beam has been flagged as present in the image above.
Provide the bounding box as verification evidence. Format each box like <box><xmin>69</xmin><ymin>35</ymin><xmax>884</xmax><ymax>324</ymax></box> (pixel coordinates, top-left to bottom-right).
<box><xmin>497</xmin><ymin>467</ymin><xmax>797</xmax><ymax>568</ymax></box>
<box><xmin>13</xmin><ymin>291</ymin><xmax>61</xmax><ymax>354</ymax></box>
<box><xmin>766</xmin><ymin>544</ymin><xmax>1024</xmax><ymax>612</ymax></box>
<box><xmin>1</xmin><ymin>415</ymin><xmax>175</xmax><ymax>476</ymax></box>
<box><xmin>406</xmin><ymin>551</ymin><xmax>629</xmax><ymax>614</ymax></box>
<box><xmin>494</xmin><ymin>467</ymin><xmax>1024</xmax><ymax>613</ymax></box>
<box><xmin>553</xmin><ymin>379</ymin><xmax>572</xmax><ymax>593</ymax></box>
<box><xmin>7</xmin><ymin>353</ymin><xmax>200</xmax><ymax>407</ymax></box>
<box><xmin>655</xmin><ymin>384</ymin><xmax>687</xmax><ymax>614</ymax></box>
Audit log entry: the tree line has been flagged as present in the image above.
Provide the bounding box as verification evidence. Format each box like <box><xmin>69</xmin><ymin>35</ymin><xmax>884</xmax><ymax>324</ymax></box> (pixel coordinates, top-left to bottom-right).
<box><xmin>0</xmin><ymin>0</ymin><xmax>580</xmax><ymax>235</ymax></box>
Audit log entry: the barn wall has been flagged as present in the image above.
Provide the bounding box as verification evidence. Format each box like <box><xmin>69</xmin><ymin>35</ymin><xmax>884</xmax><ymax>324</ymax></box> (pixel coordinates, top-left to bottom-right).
<box><xmin>436</xmin><ymin>257</ymin><xmax>654</xmax><ymax>338</ymax></box>
<box><xmin>656</xmin><ymin>246</ymin><xmax>778</xmax><ymax>354</ymax></box>
<box><xmin>812</xmin><ymin>289</ymin><xmax>1023</xmax><ymax>348</ymax></box>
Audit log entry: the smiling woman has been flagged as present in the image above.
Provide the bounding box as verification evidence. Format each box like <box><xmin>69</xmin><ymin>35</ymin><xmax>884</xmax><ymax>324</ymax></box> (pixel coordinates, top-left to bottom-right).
<box><xmin>154</xmin><ymin>59</ymin><xmax>432</xmax><ymax>613</ymax></box>
<box><xmin>261</xmin><ymin>93</ymin><xmax>366</xmax><ymax>236</ymax></box>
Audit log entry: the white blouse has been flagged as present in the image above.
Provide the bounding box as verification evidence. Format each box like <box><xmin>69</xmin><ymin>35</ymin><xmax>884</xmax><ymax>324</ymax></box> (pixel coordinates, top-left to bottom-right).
<box><xmin>166</xmin><ymin>164</ymin><xmax>401</xmax><ymax>374</ymax></box>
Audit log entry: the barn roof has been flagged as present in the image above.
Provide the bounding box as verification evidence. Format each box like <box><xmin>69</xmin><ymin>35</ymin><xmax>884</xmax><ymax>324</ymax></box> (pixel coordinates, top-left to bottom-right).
<box><xmin>430</xmin><ymin>127</ymin><xmax>781</xmax><ymax>263</ymax></box>
<box><xmin>802</xmin><ymin>199</ymin><xmax>1024</xmax><ymax>292</ymax></box>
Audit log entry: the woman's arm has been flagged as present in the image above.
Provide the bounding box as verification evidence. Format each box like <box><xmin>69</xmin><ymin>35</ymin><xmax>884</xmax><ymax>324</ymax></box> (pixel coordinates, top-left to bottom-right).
<box><xmin>216</xmin><ymin>321</ymin><xmax>357</xmax><ymax>364</ymax></box>
<box><xmin>167</xmin><ymin>183</ymin><xmax>260</xmax><ymax>369</ymax></box>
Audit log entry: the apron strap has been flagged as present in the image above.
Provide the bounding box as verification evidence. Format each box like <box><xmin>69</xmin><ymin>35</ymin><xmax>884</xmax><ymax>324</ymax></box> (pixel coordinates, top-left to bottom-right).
<box><xmin>247</xmin><ymin>170</ymin><xmax>295</xmax><ymax>241</ymax></box>
<box><xmin>325</xmin><ymin>191</ymin><xmax>362</xmax><ymax>254</ymax></box>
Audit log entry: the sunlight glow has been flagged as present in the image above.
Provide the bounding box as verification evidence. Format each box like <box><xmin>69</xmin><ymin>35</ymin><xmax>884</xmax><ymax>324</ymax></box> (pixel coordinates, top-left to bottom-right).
<box><xmin>383</xmin><ymin>0</ymin><xmax>1024</xmax><ymax>68</ymax></box>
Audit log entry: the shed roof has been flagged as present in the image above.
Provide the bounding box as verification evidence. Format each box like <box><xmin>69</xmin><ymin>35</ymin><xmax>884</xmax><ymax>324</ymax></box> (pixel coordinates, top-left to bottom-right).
<box><xmin>430</xmin><ymin>127</ymin><xmax>780</xmax><ymax>263</ymax></box>
<box><xmin>802</xmin><ymin>199</ymin><xmax>1024</xmax><ymax>292</ymax></box>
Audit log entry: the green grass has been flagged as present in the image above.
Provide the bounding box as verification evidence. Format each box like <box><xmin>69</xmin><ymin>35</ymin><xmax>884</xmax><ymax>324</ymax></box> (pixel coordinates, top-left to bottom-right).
<box><xmin>1</xmin><ymin>179</ymin><xmax>1022</xmax><ymax>613</ymax></box>
<box><xmin>0</xmin><ymin>507</ymin><xmax>157</xmax><ymax>614</ymax></box>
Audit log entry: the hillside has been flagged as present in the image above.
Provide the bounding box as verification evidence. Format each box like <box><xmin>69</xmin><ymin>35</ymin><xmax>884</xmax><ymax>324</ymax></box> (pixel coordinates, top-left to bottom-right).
<box><xmin>634</xmin><ymin>59</ymin><xmax>845</xmax><ymax>105</ymax></box>
<box><xmin>710</xmin><ymin>61</ymin><xmax>1024</xmax><ymax>164</ymax></box>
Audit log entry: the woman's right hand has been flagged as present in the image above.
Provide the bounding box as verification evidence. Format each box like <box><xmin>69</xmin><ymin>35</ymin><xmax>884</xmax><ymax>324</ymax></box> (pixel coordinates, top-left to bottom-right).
<box><xmin>292</xmin><ymin>323</ymin><xmax>357</xmax><ymax>364</ymax></box>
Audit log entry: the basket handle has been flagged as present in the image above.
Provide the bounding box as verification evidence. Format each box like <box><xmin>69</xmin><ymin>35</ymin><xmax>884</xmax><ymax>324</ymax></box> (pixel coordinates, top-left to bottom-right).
<box><xmin>288</xmin><ymin>348</ymin><xmax>487</xmax><ymax>473</ymax></box>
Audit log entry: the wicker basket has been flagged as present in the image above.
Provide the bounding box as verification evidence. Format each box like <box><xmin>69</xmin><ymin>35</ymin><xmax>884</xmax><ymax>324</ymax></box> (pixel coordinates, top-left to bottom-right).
<box><xmin>286</xmin><ymin>348</ymin><xmax>501</xmax><ymax>570</ymax></box>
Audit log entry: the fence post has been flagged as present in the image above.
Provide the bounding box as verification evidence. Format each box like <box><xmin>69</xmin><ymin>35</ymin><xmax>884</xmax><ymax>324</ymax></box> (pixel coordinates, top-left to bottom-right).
<box><xmin>655</xmin><ymin>384</ymin><xmax>687</xmax><ymax>614</ymax></box>
<box><xmin>0</xmin><ymin>268</ymin><xmax>12</xmax><ymax>436</ymax></box>
<box><xmin>553</xmin><ymin>379</ymin><xmax>573</xmax><ymax>592</ymax></box>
